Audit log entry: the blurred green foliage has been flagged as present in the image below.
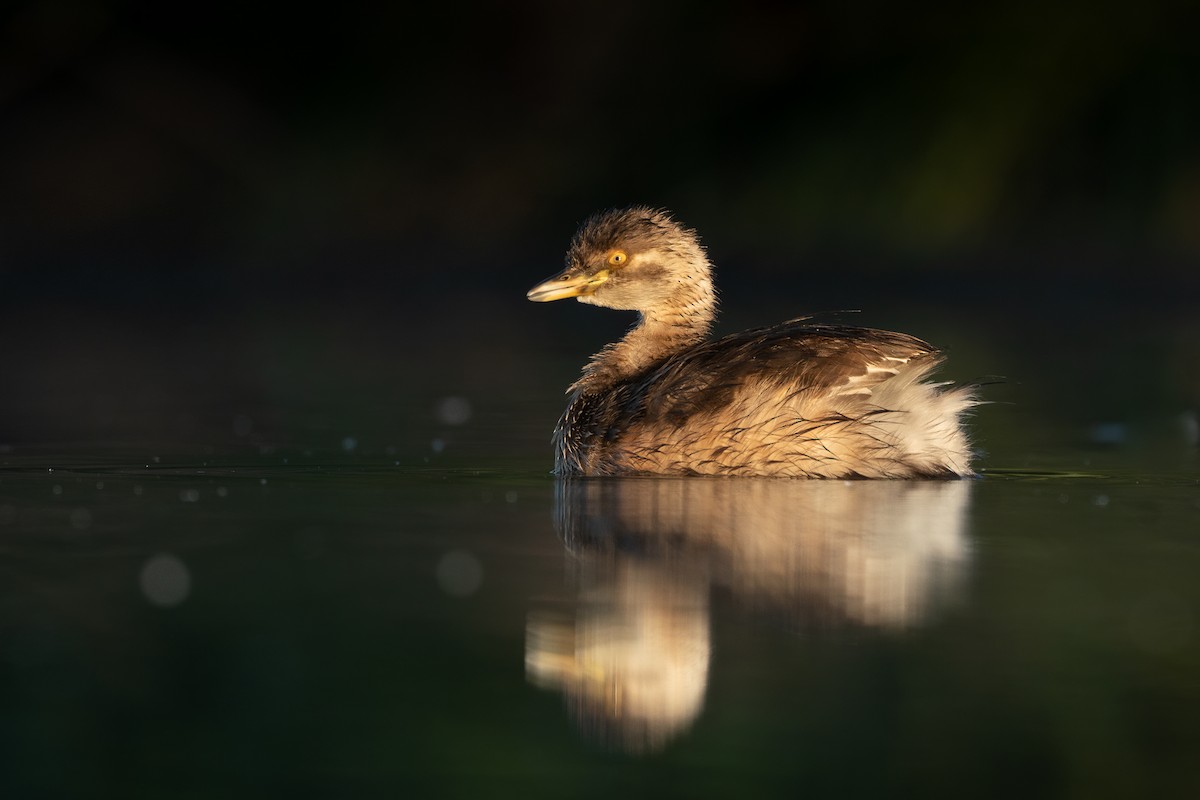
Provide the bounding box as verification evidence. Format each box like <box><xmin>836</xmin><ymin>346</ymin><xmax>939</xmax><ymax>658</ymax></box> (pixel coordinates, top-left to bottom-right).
<box><xmin>1</xmin><ymin>0</ymin><xmax>1197</xmax><ymax>290</ymax></box>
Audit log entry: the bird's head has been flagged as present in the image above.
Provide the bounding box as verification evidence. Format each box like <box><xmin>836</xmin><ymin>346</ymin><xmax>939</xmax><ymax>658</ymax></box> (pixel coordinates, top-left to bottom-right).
<box><xmin>527</xmin><ymin>207</ymin><xmax>714</xmax><ymax>317</ymax></box>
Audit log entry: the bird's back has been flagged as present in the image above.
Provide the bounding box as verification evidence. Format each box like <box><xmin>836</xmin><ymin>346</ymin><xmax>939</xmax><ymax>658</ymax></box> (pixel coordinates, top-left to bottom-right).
<box><xmin>554</xmin><ymin>321</ymin><xmax>976</xmax><ymax>478</ymax></box>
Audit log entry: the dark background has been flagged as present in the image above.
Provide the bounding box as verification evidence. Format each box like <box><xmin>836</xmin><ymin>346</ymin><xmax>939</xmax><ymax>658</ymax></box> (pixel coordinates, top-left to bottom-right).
<box><xmin>2</xmin><ymin>0</ymin><xmax>1198</xmax><ymax>457</ymax></box>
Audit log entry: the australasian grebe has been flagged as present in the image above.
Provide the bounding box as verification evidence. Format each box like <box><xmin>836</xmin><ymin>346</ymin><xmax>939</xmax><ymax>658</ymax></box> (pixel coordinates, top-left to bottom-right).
<box><xmin>527</xmin><ymin>207</ymin><xmax>977</xmax><ymax>478</ymax></box>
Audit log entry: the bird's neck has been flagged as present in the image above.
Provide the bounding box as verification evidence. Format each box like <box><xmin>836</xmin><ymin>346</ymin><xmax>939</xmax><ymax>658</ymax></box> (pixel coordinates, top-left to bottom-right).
<box><xmin>571</xmin><ymin>279</ymin><xmax>716</xmax><ymax>394</ymax></box>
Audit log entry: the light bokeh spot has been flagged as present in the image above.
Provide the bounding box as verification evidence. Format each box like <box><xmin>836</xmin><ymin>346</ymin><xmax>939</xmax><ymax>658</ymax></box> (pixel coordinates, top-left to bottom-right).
<box><xmin>435</xmin><ymin>396</ymin><xmax>472</xmax><ymax>426</ymax></box>
<box><xmin>140</xmin><ymin>553</ymin><xmax>192</xmax><ymax>608</ymax></box>
<box><xmin>436</xmin><ymin>549</ymin><xmax>483</xmax><ymax>598</ymax></box>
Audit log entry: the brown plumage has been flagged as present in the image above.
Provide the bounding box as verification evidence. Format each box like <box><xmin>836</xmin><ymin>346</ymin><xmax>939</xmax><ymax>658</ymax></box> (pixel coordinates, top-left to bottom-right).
<box><xmin>528</xmin><ymin>207</ymin><xmax>977</xmax><ymax>478</ymax></box>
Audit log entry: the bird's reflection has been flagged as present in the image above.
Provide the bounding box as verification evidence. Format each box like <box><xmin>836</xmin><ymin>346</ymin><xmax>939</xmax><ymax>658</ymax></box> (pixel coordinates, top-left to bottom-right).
<box><xmin>526</xmin><ymin>478</ymin><xmax>972</xmax><ymax>753</ymax></box>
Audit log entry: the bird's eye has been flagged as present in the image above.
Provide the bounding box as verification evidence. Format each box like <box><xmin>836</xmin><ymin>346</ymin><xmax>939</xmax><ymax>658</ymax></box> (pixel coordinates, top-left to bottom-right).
<box><xmin>608</xmin><ymin>251</ymin><xmax>628</xmax><ymax>266</ymax></box>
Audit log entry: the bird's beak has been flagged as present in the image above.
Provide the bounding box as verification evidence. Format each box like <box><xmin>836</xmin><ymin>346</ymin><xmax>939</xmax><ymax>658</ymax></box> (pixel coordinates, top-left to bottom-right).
<box><xmin>526</xmin><ymin>269</ymin><xmax>610</xmax><ymax>302</ymax></box>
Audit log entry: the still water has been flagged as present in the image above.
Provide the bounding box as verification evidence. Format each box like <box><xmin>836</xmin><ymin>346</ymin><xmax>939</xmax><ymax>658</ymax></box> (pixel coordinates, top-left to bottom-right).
<box><xmin>1</xmin><ymin>300</ymin><xmax>1198</xmax><ymax>796</ymax></box>
<box><xmin>1</xmin><ymin>446</ymin><xmax>1197</xmax><ymax>797</ymax></box>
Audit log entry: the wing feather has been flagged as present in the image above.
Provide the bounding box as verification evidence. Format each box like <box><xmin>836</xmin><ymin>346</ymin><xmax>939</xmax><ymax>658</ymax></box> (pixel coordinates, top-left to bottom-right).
<box><xmin>631</xmin><ymin>322</ymin><xmax>938</xmax><ymax>425</ymax></box>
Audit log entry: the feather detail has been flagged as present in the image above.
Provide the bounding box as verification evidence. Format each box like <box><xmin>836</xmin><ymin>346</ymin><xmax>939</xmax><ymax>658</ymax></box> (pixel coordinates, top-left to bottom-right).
<box><xmin>537</xmin><ymin>208</ymin><xmax>978</xmax><ymax>479</ymax></box>
<box><xmin>554</xmin><ymin>322</ymin><xmax>977</xmax><ymax>478</ymax></box>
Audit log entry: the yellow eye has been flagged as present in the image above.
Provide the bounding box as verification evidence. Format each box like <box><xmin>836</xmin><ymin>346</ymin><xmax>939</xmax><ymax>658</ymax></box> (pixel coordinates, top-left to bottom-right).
<box><xmin>608</xmin><ymin>250</ymin><xmax>628</xmax><ymax>266</ymax></box>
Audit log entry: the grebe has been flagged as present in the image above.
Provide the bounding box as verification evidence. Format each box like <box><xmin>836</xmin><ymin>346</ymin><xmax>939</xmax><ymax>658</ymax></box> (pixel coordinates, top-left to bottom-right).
<box><xmin>527</xmin><ymin>207</ymin><xmax>977</xmax><ymax>478</ymax></box>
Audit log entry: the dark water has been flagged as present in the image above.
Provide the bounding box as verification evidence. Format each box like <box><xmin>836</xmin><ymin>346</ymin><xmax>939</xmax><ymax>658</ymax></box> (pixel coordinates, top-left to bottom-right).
<box><xmin>2</xmin><ymin>452</ymin><xmax>1198</xmax><ymax>797</ymax></box>
<box><xmin>1</xmin><ymin>304</ymin><xmax>1198</xmax><ymax>797</ymax></box>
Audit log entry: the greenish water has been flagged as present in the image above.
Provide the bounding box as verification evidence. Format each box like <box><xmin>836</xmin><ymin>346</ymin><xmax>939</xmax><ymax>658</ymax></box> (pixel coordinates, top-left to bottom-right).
<box><xmin>0</xmin><ymin>300</ymin><xmax>1197</xmax><ymax>796</ymax></box>
<box><xmin>1</xmin><ymin>446</ymin><xmax>1197</xmax><ymax>798</ymax></box>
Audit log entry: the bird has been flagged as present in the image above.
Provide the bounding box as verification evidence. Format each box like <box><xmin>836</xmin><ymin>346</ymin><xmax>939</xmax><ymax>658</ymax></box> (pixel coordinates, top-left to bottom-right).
<box><xmin>527</xmin><ymin>206</ymin><xmax>977</xmax><ymax>478</ymax></box>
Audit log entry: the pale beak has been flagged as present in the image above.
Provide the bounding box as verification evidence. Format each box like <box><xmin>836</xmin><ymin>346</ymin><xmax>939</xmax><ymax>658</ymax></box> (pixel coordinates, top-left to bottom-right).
<box><xmin>526</xmin><ymin>269</ymin><xmax>610</xmax><ymax>302</ymax></box>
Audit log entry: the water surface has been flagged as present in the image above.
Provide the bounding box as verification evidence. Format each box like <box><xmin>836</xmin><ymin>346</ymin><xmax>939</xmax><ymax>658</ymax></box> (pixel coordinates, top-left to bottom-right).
<box><xmin>1</xmin><ymin>302</ymin><xmax>1198</xmax><ymax>797</ymax></box>
<box><xmin>2</xmin><ymin>443</ymin><xmax>1197</xmax><ymax>797</ymax></box>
